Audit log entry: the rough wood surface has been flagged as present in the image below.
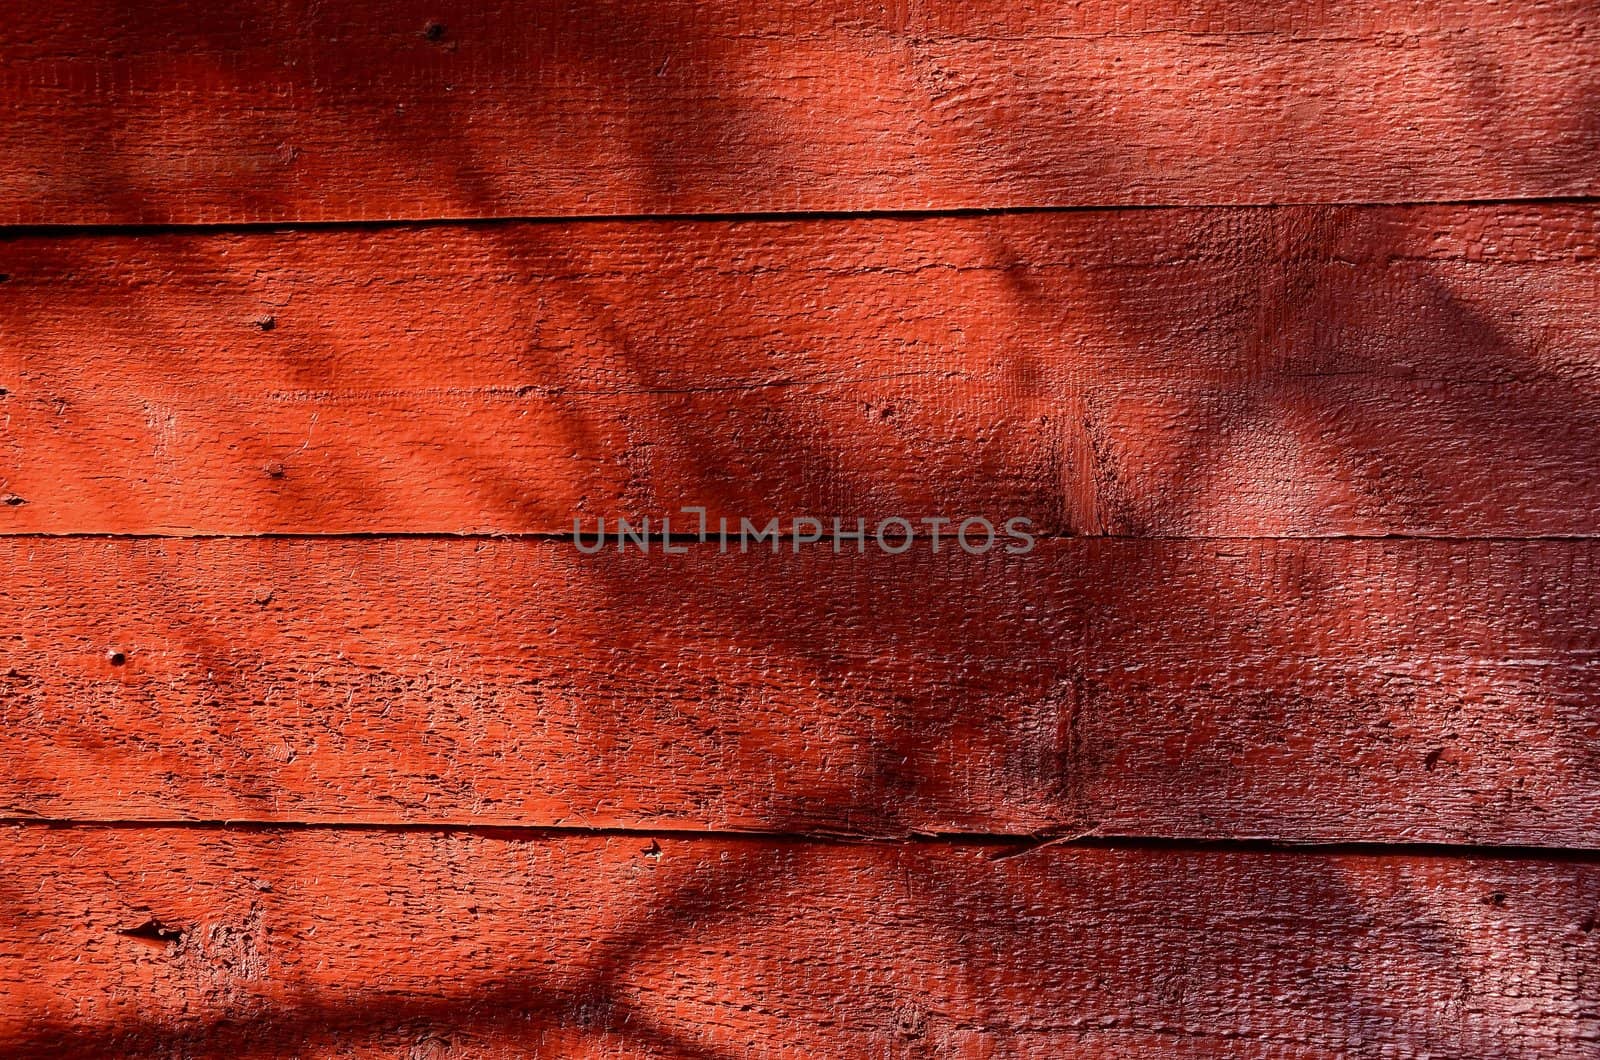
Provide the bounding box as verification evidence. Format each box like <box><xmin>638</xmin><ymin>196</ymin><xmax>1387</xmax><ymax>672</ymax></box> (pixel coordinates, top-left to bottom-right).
<box><xmin>10</xmin><ymin>3</ymin><xmax>1600</xmax><ymax>1054</ymax></box>
<box><xmin>3</xmin><ymin>826</ymin><xmax>1597</xmax><ymax>1058</ymax></box>
<box><xmin>3</xmin><ymin>536</ymin><xmax>1595</xmax><ymax>845</ymax></box>
<box><xmin>4</xmin><ymin>204</ymin><xmax>1598</xmax><ymax>536</ymax></box>
<box><xmin>4</xmin><ymin>1</ymin><xmax>1599</xmax><ymax>224</ymax></box>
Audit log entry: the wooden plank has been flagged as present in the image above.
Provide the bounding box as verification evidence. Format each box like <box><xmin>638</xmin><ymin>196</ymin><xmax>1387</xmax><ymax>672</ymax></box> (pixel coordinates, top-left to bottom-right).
<box><xmin>3</xmin><ymin>204</ymin><xmax>1598</xmax><ymax>536</ymax></box>
<box><xmin>2</xmin><ymin>536</ymin><xmax>1596</xmax><ymax>845</ymax></box>
<box><xmin>4</xmin><ymin>826</ymin><xmax>1597</xmax><ymax>1057</ymax></box>
<box><xmin>3</xmin><ymin>1</ymin><xmax>1599</xmax><ymax>224</ymax></box>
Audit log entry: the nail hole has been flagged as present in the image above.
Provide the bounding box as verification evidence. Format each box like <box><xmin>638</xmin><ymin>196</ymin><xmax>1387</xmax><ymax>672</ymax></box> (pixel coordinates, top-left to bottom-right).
<box><xmin>3</xmin><ymin>494</ymin><xmax>25</xmax><ymax>506</ymax></box>
<box><xmin>423</xmin><ymin>20</ymin><xmax>446</xmax><ymax>41</ymax></box>
<box><xmin>254</xmin><ymin>315</ymin><xmax>276</xmax><ymax>332</ymax></box>
<box><xmin>0</xmin><ymin>274</ymin><xmax>11</xmax><ymax>283</ymax></box>
<box><xmin>107</xmin><ymin>650</ymin><xmax>127</xmax><ymax>667</ymax></box>
<box><xmin>119</xmin><ymin>918</ymin><xmax>183</xmax><ymax>944</ymax></box>
<box><xmin>893</xmin><ymin>1004</ymin><xmax>928</xmax><ymax>1040</ymax></box>
<box><xmin>263</xmin><ymin>462</ymin><xmax>286</xmax><ymax>479</ymax></box>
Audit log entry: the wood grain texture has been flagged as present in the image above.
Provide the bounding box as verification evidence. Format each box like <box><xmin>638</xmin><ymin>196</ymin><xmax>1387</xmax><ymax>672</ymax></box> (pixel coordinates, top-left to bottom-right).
<box><xmin>11</xmin><ymin>1</ymin><xmax>1600</xmax><ymax>1051</ymax></box>
<box><xmin>4</xmin><ymin>826</ymin><xmax>1597</xmax><ymax>1058</ymax></box>
<box><xmin>4</xmin><ymin>0</ymin><xmax>1599</xmax><ymax>224</ymax></box>
<box><xmin>4</xmin><ymin>204</ymin><xmax>1599</xmax><ymax>536</ymax></box>
<box><xmin>3</xmin><ymin>536</ymin><xmax>1596</xmax><ymax>844</ymax></box>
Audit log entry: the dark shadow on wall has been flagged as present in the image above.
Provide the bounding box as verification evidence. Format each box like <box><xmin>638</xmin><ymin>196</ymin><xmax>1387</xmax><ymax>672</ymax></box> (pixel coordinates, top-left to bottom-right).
<box><xmin>1</xmin><ymin>0</ymin><xmax>1599</xmax><ymax>1055</ymax></box>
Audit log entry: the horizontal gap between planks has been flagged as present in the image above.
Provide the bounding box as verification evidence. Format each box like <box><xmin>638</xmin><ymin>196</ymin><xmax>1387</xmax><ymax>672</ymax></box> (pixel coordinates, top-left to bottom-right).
<box><xmin>2</xmin><ymin>195</ymin><xmax>1599</xmax><ymax>240</ymax></box>
<box><xmin>6</xmin><ymin>816</ymin><xmax>1600</xmax><ymax>861</ymax></box>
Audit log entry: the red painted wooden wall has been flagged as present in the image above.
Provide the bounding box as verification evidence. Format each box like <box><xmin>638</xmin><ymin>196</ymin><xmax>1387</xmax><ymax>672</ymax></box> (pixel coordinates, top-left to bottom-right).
<box><xmin>3</xmin><ymin>2</ymin><xmax>1599</xmax><ymax>1055</ymax></box>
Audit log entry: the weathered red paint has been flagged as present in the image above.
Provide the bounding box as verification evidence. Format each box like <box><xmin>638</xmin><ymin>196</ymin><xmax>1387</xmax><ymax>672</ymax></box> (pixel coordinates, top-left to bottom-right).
<box><xmin>3</xmin><ymin>0</ymin><xmax>1599</xmax><ymax>223</ymax></box>
<box><xmin>2</xmin><ymin>205</ymin><xmax>1597</xmax><ymax>536</ymax></box>
<box><xmin>1</xmin><ymin>536</ymin><xmax>1595</xmax><ymax>845</ymax></box>
<box><xmin>5</xmin><ymin>1</ymin><xmax>1598</xmax><ymax>1053</ymax></box>
<box><xmin>4</xmin><ymin>826</ymin><xmax>1598</xmax><ymax>1058</ymax></box>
